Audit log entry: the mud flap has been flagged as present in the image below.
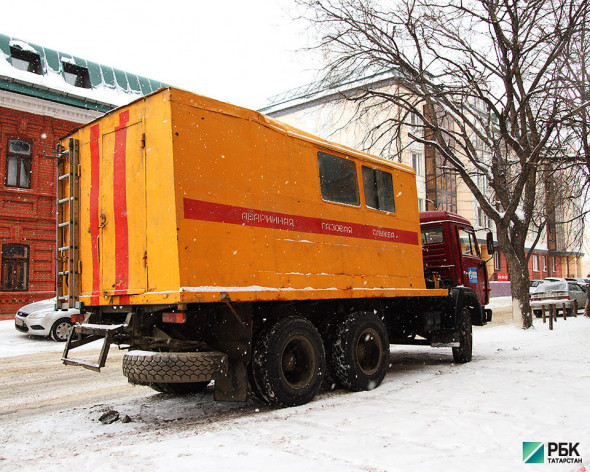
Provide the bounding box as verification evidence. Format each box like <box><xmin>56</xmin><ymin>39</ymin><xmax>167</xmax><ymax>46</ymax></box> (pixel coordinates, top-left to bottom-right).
<box><xmin>212</xmin><ymin>301</ymin><xmax>252</xmax><ymax>402</ymax></box>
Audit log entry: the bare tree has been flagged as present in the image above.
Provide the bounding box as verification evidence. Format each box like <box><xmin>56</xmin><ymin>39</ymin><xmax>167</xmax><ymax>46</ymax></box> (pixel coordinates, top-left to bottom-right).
<box><xmin>297</xmin><ymin>0</ymin><xmax>590</xmax><ymax>328</ymax></box>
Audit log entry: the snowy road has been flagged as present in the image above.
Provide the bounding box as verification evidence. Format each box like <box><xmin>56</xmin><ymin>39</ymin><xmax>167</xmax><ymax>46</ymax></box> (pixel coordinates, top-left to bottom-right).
<box><xmin>1</xmin><ymin>313</ymin><xmax>589</xmax><ymax>472</ymax></box>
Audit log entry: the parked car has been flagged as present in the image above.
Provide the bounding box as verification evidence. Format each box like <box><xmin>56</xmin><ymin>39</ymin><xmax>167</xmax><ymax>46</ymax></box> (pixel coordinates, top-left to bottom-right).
<box><xmin>529</xmin><ymin>279</ymin><xmax>547</xmax><ymax>289</ymax></box>
<box><xmin>530</xmin><ymin>281</ymin><xmax>587</xmax><ymax>317</ymax></box>
<box><xmin>14</xmin><ymin>298</ymin><xmax>78</xmax><ymax>342</ymax></box>
<box><xmin>565</xmin><ymin>277</ymin><xmax>590</xmax><ymax>289</ymax></box>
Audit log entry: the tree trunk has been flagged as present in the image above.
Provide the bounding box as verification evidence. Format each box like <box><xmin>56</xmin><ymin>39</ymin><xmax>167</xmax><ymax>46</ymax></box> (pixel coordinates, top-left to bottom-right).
<box><xmin>498</xmin><ymin>229</ymin><xmax>533</xmax><ymax>329</ymax></box>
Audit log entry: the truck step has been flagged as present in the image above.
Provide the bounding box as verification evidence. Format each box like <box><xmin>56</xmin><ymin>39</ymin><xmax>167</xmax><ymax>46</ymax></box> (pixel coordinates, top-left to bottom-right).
<box><xmin>62</xmin><ymin>323</ymin><xmax>128</xmax><ymax>372</ymax></box>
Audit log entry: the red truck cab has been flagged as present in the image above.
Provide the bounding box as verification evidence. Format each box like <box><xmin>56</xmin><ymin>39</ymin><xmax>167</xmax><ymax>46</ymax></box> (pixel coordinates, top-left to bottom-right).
<box><xmin>420</xmin><ymin>211</ymin><xmax>493</xmax><ymax>324</ymax></box>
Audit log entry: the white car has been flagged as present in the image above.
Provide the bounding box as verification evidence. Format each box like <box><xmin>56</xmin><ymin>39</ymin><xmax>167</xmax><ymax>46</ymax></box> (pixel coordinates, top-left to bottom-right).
<box><xmin>14</xmin><ymin>298</ymin><xmax>79</xmax><ymax>342</ymax></box>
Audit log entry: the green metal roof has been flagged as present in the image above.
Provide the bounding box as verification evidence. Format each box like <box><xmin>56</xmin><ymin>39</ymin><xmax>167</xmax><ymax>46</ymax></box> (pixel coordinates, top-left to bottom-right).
<box><xmin>0</xmin><ymin>33</ymin><xmax>168</xmax><ymax>112</ymax></box>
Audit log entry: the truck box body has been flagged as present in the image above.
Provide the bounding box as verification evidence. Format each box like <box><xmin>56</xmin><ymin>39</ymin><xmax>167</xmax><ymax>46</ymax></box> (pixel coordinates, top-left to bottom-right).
<box><xmin>59</xmin><ymin>88</ymin><xmax>490</xmax><ymax>407</ymax></box>
<box><xmin>60</xmin><ymin>87</ymin><xmax>443</xmax><ymax>310</ymax></box>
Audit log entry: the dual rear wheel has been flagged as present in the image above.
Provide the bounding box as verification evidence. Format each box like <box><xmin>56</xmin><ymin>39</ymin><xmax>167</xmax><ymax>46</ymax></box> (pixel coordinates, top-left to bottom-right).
<box><xmin>250</xmin><ymin>313</ymin><xmax>390</xmax><ymax>407</ymax></box>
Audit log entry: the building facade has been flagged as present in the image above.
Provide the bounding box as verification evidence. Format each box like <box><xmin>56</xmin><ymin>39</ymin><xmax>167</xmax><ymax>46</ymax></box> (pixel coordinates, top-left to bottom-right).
<box><xmin>0</xmin><ymin>33</ymin><xmax>166</xmax><ymax>316</ymax></box>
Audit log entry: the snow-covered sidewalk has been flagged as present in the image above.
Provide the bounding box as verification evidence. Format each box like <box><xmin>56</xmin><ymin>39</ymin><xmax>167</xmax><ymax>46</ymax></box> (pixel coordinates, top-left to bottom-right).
<box><xmin>1</xmin><ymin>316</ymin><xmax>589</xmax><ymax>472</ymax></box>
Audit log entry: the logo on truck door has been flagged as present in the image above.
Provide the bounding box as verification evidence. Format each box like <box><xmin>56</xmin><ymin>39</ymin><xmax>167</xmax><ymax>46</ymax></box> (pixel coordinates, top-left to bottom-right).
<box><xmin>183</xmin><ymin>198</ymin><xmax>419</xmax><ymax>245</ymax></box>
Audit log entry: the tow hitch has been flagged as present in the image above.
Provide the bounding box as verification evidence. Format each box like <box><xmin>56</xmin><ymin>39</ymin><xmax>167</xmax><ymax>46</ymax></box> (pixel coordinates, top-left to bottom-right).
<box><xmin>62</xmin><ymin>323</ymin><xmax>127</xmax><ymax>372</ymax></box>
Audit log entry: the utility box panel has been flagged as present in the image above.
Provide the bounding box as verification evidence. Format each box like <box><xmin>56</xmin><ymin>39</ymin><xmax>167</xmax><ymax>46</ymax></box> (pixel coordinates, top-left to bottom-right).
<box><xmin>60</xmin><ymin>88</ymin><xmax>438</xmax><ymax>309</ymax></box>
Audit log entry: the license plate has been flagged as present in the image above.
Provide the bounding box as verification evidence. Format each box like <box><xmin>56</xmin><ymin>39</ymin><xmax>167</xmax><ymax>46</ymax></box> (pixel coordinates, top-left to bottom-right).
<box><xmin>15</xmin><ymin>318</ymin><xmax>25</xmax><ymax>327</ymax></box>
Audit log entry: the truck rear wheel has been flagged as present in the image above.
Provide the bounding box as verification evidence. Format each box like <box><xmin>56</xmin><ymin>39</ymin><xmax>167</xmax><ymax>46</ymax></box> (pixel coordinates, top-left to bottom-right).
<box><xmin>251</xmin><ymin>317</ymin><xmax>325</xmax><ymax>407</ymax></box>
<box><xmin>330</xmin><ymin>312</ymin><xmax>389</xmax><ymax>391</ymax></box>
<box><xmin>452</xmin><ymin>306</ymin><xmax>472</xmax><ymax>363</ymax></box>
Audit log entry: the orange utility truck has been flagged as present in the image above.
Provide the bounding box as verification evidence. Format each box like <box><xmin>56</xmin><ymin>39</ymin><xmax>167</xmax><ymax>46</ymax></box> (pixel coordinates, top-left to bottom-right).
<box><xmin>59</xmin><ymin>88</ymin><xmax>493</xmax><ymax>407</ymax></box>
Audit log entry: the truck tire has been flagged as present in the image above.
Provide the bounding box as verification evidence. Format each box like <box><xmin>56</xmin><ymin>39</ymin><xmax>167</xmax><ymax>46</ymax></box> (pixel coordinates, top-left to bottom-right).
<box><xmin>452</xmin><ymin>306</ymin><xmax>472</xmax><ymax>363</ymax></box>
<box><xmin>330</xmin><ymin>312</ymin><xmax>389</xmax><ymax>392</ymax></box>
<box><xmin>122</xmin><ymin>351</ymin><xmax>227</xmax><ymax>385</ymax></box>
<box><xmin>251</xmin><ymin>317</ymin><xmax>325</xmax><ymax>407</ymax></box>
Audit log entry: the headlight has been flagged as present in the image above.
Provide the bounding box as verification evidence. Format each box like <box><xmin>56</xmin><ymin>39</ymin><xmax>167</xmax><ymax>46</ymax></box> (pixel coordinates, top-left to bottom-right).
<box><xmin>28</xmin><ymin>311</ymin><xmax>52</xmax><ymax>320</ymax></box>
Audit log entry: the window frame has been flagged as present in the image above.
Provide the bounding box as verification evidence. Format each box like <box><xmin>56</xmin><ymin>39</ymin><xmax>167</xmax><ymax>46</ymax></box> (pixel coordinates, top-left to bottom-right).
<box><xmin>10</xmin><ymin>47</ymin><xmax>42</xmax><ymax>75</ymax></box>
<box><xmin>458</xmin><ymin>227</ymin><xmax>480</xmax><ymax>257</ymax></box>
<box><xmin>532</xmin><ymin>254</ymin><xmax>539</xmax><ymax>272</ymax></box>
<box><xmin>5</xmin><ymin>138</ymin><xmax>33</xmax><ymax>189</ymax></box>
<box><xmin>411</xmin><ymin>153</ymin><xmax>423</xmax><ymax>176</ymax></box>
<box><xmin>494</xmin><ymin>251</ymin><xmax>501</xmax><ymax>271</ymax></box>
<box><xmin>361</xmin><ymin>166</ymin><xmax>396</xmax><ymax>213</ymax></box>
<box><xmin>317</xmin><ymin>152</ymin><xmax>360</xmax><ymax>207</ymax></box>
<box><xmin>421</xmin><ymin>226</ymin><xmax>444</xmax><ymax>245</ymax></box>
<box><xmin>62</xmin><ymin>62</ymin><xmax>91</xmax><ymax>88</ymax></box>
<box><xmin>1</xmin><ymin>244</ymin><xmax>29</xmax><ymax>291</ymax></box>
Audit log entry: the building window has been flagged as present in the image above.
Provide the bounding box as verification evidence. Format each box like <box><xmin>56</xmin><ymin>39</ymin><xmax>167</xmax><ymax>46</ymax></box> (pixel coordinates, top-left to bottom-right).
<box><xmin>10</xmin><ymin>47</ymin><xmax>42</xmax><ymax>75</ymax></box>
<box><xmin>411</xmin><ymin>153</ymin><xmax>423</xmax><ymax>176</ymax></box>
<box><xmin>494</xmin><ymin>251</ymin><xmax>501</xmax><ymax>271</ymax></box>
<box><xmin>542</xmin><ymin>255</ymin><xmax>547</xmax><ymax>272</ymax></box>
<box><xmin>1</xmin><ymin>244</ymin><xmax>29</xmax><ymax>291</ymax></box>
<box><xmin>552</xmin><ymin>257</ymin><xmax>557</xmax><ymax>273</ymax></box>
<box><xmin>477</xmin><ymin>207</ymin><xmax>490</xmax><ymax>229</ymax></box>
<box><xmin>362</xmin><ymin>166</ymin><xmax>395</xmax><ymax>213</ymax></box>
<box><xmin>533</xmin><ymin>254</ymin><xmax>539</xmax><ymax>272</ymax></box>
<box><xmin>5</xmin><ymin>139</ymin><xmax>32</xmax><ymax>188</ymax></box>
<box><xmin>62</xmin><ymin>62</ymin><xmax>91</xmax><ymax>88</ymax></box>
<box><xmin>317</xmin><ymin>152</ymin><xmax>360</xmax><ymax>206</ymax></box>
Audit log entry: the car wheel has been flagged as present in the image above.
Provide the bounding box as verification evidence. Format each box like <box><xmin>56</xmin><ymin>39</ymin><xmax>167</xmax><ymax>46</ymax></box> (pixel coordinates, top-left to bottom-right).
<box><xmin>50</xmin><ymin>318</ymin><xmax>73</xmax><ymax>342</ymax></box>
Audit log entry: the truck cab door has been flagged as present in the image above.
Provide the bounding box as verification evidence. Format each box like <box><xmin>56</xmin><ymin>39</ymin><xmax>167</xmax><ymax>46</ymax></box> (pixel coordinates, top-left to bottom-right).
<box><xmin>457</xmin><ymin>226</ymin><xmax>486</xmax><ymax>305</ymax></box>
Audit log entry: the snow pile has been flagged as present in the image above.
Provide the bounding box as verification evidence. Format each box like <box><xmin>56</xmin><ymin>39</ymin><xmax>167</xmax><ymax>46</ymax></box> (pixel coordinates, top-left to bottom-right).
<box><xmin>0</xmin><ymin>317</ymin><xmax>589</xmax><ymax>471</ymax></box>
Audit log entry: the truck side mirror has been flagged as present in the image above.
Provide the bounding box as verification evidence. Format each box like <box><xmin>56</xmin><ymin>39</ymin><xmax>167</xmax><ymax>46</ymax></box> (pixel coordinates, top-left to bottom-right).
<box><xmin>486</xmin><ymin>232</ymin><xmax>495</xmax><ymax>255</ymax></box>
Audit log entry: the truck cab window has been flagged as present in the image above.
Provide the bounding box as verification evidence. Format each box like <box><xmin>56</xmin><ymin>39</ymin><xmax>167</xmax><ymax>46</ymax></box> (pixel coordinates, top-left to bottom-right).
<box><xmin>362</xmin><ymin>166</ymin><xmax>395</xmax><ymax>213</ymax></box>
<box><xmin>317</xmin><ymin>152</ymin><xmax>360</xmax><ymax>206</ymax></box>
<box><xmin>421</xmin><ymin>226</ymin><xmax>444</xmax><ymax>245</ymax></box>
<box><xmin>458</xmin><ymin>228</ymin><xmax>479</xmax><ymax>256</ymax></box>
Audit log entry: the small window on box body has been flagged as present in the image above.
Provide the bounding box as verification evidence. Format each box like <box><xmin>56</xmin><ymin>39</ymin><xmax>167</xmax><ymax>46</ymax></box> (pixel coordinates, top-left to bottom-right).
<box><xmin>317</xmin><ymin>152</ymin><xmax>360</xmax><ymax>206</ymax></box>
<box><xmin>362</xmin><ymin>166</ymin><xmax>395</xmax><ymax>213</ymax></box>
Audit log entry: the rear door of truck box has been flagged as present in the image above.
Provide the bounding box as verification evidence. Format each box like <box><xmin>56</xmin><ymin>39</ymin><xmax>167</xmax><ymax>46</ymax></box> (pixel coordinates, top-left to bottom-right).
<box><xmin>86</xmin><ymin>110</ymin><xmax>148</xmax><ymax>303</ymax></box>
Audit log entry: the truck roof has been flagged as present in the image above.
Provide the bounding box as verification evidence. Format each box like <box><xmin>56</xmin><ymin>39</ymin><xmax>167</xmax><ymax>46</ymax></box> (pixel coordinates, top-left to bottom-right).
<box><xmin>419</xmin><ymin>211</ymin><xmax>471</xmax><ymax>226</ymax></box>
<box><xmin>76</xmin><ymin>87</ymin><xmax>415</xmax><ymax>176</ymax></box>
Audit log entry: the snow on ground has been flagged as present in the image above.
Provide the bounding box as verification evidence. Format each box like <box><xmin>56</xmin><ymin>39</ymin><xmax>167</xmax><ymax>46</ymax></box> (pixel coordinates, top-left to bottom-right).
<box><xmin>1</xmin><ymin>309</ymin><xmax>589</xmax><ymax>472</ymax></box>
